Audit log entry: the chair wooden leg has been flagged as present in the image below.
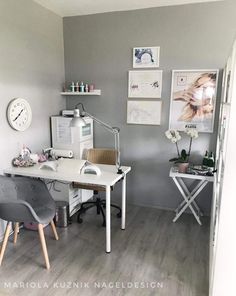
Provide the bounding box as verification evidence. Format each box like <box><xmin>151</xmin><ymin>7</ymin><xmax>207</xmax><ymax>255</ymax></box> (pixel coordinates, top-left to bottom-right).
<box><xmin>50</xmin><ymin>220</ymin><xmax>59</xmax><ymax>241</ymax></box>
<box><xmin>13</xmin><ymin>222</ymin><xmax>19</xmax><ymax>244</ymax></box>
<box><xmin>0</xmin><ymin>222</ymin><xmax>11</xmax><ymax>266</ymax></box>
<box><xmin>38</xmin><ymin>224</ymin><xmax>50</xmax><ymax>270</ymax></box>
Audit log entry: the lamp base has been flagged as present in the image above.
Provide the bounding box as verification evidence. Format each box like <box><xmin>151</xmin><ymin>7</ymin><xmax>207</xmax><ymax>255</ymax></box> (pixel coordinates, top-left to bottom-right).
<box><xmin>117</xmin><ymin>168</ymin><xmax>123</xmax><ymax>174</ymax></box>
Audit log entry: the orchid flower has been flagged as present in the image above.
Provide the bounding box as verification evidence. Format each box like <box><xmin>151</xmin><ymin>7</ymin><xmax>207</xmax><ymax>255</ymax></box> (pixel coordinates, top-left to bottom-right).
<box><xmin>185</xmin><ymin>128</ymin><xmax>198</xmax><ymax>139</ymax></box>
<box><xmin>165</xmin><ymin>128</ymin><xmax>199</xmax><ymax>162</ymax></box>
<box><xmin>185</xmin><ymin>128</ymin><xmax>198</xmax><ymax>156</ymax></box>
<box><xmin>165</xmin><ymin>129</ymin><xmax>181</xmax><ymax>157</ymax></box>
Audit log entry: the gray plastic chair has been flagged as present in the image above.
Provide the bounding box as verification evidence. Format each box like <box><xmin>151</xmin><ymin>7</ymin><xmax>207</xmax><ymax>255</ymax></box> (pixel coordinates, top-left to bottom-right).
<box><xmin>0</xmin><ymin>175</ymin><xmax>59</xmax><ymax>270</ymax></box>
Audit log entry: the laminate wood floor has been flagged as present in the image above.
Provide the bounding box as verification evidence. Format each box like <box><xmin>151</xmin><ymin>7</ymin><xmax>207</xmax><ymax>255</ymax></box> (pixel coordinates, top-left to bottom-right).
<box><xmin>0</xmin><ymin>206</ymin><xmax>209</xmax><ymax>296</ymax></box>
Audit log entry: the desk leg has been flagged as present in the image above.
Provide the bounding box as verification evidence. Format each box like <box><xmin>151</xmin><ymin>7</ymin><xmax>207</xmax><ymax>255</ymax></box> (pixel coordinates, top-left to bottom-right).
<box><xmin>106</xmin><ymin>186</ymin><xmax>111</xmax><ymax>253</ymax></box>
<box><xmin>121</xmin><ymin>175</ymin><xmax>126</xmax><ymax>230</ymax></box>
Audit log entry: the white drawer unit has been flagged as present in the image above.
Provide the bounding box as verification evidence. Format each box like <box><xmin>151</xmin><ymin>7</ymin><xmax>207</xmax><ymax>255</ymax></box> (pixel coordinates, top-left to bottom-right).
<box><xmin>50</xmin><ymin>116</ymin><xmax>94</xmax><ymax>159</ymax></box>
<box><xmin>81</xmin><ymin>189</ymin><xmax>94</xmax><ymax>203</ymax></box>
<box><xmin>69</xmin><ymin>199</ymin><xmax>81</xmax><ymax>217</ymax></box>
<box><xmin>46</xmin><ymin>181</ymin><xmax>93</xmax><ymax>216</ymax></box>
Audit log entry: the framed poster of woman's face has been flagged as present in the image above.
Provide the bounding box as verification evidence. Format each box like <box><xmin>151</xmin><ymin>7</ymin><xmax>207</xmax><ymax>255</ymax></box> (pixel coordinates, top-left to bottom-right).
<box><xmin>169</xmin><ymin>69</ymin><xmax>219</xmax><ymax>133</ymax></box>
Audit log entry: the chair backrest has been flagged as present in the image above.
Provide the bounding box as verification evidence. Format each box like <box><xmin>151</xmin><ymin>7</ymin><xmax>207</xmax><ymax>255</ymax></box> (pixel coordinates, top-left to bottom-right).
<box><xmin>0</xmin><ymin>176</ymin><xmax>55</xmax><ymax>223</ymax></box>
<box><xmin>87</xmin><ymin>148</ymin><xmax>117</xmax><ymax>165</ymax></box>
<box><xmin>0</xmin><ymin>176</ymin><xmax>17</xmax><ymax>202</ymax></box>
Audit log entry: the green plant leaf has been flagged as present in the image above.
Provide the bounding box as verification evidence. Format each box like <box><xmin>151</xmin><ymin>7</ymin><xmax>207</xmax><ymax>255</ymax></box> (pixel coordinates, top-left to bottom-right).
<box><xmin>169</xmin><ymin>157</ymin><xmax>179</xmax><ymax>162</ymax></box>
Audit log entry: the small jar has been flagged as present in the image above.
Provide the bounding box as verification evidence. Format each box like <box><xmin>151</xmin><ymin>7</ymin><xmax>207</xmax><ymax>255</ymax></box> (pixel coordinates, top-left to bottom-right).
<box><xmin>89</xmin><ymin>84</ymin><xmax>94</xmax><ymax>92</ymax></box>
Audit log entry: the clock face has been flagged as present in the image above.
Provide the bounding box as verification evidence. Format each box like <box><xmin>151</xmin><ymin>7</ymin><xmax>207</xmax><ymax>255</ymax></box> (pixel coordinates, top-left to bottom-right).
<box><xmin>7</xmin><ymin>98</ymin><xmax>32</xmax><ymax>131</ymax></box>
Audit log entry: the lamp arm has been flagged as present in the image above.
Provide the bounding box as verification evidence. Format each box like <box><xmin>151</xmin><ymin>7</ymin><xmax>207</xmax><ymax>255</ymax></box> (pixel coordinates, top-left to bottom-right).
<box><xmin>83</xmin><ymin>111</ymin><xmax>119</xmax><ymax>134</ymax></box>
<box><xmin>83</xmin><ymin>111</ymin><xmax>123</xmax><ymax>174</ymax></box>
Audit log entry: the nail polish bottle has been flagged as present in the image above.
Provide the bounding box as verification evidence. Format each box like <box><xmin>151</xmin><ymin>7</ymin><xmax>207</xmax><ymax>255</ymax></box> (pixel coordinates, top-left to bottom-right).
<box><xmin>71</xmin><ymin>82</ymin><xmax>75</xmax><ymax>92</ymax></box>
<box><xmin>79</xmin><ymin>81</ymin><xmax>84</xmax><ymax>92</ymax></box>
<box><xmin>75</xmin><ymin>82</ymin><xmax>79</xmax><ymax>92</ymax></box>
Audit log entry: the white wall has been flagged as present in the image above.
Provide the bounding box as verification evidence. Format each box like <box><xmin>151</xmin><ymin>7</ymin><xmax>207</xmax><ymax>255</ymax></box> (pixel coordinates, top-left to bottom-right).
<box><xmin>0</xmin><ymin>0</ymin><xmax>65</xmax><ymax>174</ymax></box>
<box><xmin>210</xmin><ymin>40</ymin><xmax>236</xmax><ymax>296</ymax></box>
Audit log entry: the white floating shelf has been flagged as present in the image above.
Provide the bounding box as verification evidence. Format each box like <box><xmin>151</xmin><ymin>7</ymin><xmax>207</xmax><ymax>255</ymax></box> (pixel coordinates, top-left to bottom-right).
<box><xmin>61</xmin><ymin>90</ymin><xmax>101</xmax><ymax>96</ymax></box>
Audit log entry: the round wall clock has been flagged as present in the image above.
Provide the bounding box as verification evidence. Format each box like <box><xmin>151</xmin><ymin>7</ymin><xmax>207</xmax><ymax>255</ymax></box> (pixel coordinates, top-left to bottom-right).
<box><xmin>7</xmin><ymin>98</ymin><xmax>32</xmax><ymax>131</ymax></box>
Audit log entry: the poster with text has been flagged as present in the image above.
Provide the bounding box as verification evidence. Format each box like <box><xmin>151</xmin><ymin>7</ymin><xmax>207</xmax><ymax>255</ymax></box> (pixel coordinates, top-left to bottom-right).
<box><xmin>169</xmin><ymin>69</ymin><xmax>219</xmax><ymax>133</ymax></box>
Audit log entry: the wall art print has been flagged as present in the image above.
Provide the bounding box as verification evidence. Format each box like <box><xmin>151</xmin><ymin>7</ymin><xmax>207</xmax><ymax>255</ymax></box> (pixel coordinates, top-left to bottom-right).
<box><xmin>133</xmin><ymin>46</ymin><xmax>160</xmax><ymax>68</ymax></box>
<box><xmin>127</xmin><ymin>100</ymin><xmax>162</xmax><ymax>125</ymax></box>
<box><xmin>169</xmin><ymin>69</ymin><xmax>219</xmax><ymax>133</ymax></box>
<box><xmin>128</xmin><ymin>70</ymin><xmax>162</xmax><ymax>98</ymax></box>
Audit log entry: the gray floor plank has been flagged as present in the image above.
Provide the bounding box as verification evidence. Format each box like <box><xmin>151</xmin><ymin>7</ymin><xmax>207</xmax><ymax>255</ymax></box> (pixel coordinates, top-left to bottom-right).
<box><xmin>0</xmin><ymin>205</ymin><xmax>209</xmax><ymax>296</ymax></box>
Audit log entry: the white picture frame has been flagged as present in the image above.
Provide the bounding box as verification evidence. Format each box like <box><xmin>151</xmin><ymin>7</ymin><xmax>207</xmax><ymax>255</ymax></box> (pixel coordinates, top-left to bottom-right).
<box><xmin>169</xmin><ymin>69</ymin><xmax>219</xmax><ymax>133</ymax></box>
<box><xmin>133</xmin><ymin>46</ymin><xmax>160</xmax><ymax>68</ymax></box>
<box><xmin>127</xmin><ymin>100</ymin><xmax>162</xmax><ymax>125</ymax></box>
<box><xmin>128</xmin><ymin>70</ymin><xmax>162</xmax><ymax>98</ymax></box>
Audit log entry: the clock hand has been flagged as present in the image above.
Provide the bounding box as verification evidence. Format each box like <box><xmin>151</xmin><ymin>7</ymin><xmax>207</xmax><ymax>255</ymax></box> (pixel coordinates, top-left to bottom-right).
<box><xmin>13</xmin><ymin>109</ymin><xmax>24</xmax><ymax>121</ymax></box>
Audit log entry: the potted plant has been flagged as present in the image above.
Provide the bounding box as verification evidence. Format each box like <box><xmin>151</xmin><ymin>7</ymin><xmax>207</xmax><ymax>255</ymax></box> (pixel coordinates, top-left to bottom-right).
<box><xmin>165</xmin><ymin>129</ymin><xmax>198</xmax><ymax>173</ymax></box>
<box><xmin>174</xmin><ymin>149</ymin><xmax>189</xmax><ymax>173</ymax></box>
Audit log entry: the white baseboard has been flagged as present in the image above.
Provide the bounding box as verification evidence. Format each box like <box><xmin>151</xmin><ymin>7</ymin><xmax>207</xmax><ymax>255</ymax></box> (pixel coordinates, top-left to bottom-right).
<box><xmin>127</xmin><ymin>202</ymin><xmax>175</xmax><ymax>212</ymax></box>
<box><xmin>127</xmin><ymin>202</ymin><xmax>210</xmax><ymax>217</ymax></box>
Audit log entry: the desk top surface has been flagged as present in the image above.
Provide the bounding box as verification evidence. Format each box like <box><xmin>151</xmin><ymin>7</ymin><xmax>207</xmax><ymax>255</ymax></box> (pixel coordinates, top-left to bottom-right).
<box><xmin>4</xmin><ymin>159</ymin><xmax>131</xmax><ymax>186</ymax></box>
<box><xmin>169</xmin><ymin>167</ymin><xmax>214</xmax><ymax>182</ymax></box>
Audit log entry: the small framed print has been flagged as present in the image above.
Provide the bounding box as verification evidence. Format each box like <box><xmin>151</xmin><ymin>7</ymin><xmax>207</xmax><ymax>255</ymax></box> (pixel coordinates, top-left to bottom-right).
<box><xmin>169</xmin><ymin>69</ymin><xmax>219</xmax><ymax>133</ymax></box>
<box><xmin>127</xmin><ymin>100</ymin><xmax>162</xmax><ymax>125</ymax></box>
<box><xmin>133</xmin><ymin>46</ymin><xmax>160</xmax><ymax>68</ymax></box>
<box><xmin>128</xmin><ymin>70</ymin><xmax>162</xmax><ymax>98</ymax></box>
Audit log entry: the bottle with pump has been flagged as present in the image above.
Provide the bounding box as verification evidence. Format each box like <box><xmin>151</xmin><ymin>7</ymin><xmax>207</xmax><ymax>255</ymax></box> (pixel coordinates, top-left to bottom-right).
<box><xmin>202</xmin><ymin>151</ymin><xmax>209</xmax><ymax>167</ymax></box>
<box><xmin>208</xmin><ymin>152</ymin><xmax>215</xmax><ymax>171</ymax></box>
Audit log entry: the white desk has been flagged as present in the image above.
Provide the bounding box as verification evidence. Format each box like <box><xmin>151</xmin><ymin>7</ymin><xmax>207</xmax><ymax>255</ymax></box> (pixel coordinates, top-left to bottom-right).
<box><xmin>3</xmin><ymin>159</ymin><xmax>131</xmax><ymax>253</ymax></box>
<box><xmin>169</xmin><ymin>167</ymin><xmax>214</xmax><ymax>225</ymax></box>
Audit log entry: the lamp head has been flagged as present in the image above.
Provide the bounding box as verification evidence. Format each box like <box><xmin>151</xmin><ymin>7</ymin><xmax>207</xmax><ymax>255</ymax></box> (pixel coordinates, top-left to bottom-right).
<box><xmin>70</xmin><ymin>108</ymin><xmax>86</xmax><ymax>127</ymax></box>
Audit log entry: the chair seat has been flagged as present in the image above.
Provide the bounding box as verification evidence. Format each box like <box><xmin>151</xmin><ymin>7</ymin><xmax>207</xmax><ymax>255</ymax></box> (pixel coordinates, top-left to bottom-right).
<box><xmin>75</xmin><ymin>148</ymin><xmax>119</xmax><ymax>227</ymax></box>
<box><xmin>0</xmin><ymin>176</ymin><xmax>59</xmax><ymax>270</ymax></box>
<box><xmin>72</xmin><ymin>182</ymin><xmax>105</xmax><ymax>191</ymax></box>
<box><xmin>72</xmin><ymin>182</ymin><xmax>114</xmax><ymax>192</ymax></box>
<box><xmin>34</xmin><ymin>206</ymin><xmax>56</xmax><ymax>224</ymax></box>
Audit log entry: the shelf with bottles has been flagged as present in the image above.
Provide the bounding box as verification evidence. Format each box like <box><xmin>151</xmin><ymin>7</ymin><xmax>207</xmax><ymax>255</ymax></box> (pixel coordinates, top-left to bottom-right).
<box><xmin>61</xmin><ymin>90</ymin><xmax>101</xmax><ymax>96</ymax></box>
<box><xmin>61</xmin><ymin>81</ymin><xmax>101</xmax><ymax>96</ymax></box>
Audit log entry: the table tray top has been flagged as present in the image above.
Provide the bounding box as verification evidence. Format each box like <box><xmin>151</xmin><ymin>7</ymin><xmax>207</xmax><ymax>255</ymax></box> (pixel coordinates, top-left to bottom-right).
<box><xmin>169</xmin><ymin>167</ymin><xmax>214</xmax><ymax>182</ymax></box>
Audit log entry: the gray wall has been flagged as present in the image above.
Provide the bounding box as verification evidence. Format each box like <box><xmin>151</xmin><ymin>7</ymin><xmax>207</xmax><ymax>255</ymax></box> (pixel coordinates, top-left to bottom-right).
<box><xmin>0</xmin><ymin>0</ymin><xmax>65</xmax><ymax>174</ymax></box>
<box><xmin>63</xmin><ymin>0</ymin><xmax>236</xmax><ymax>213</ymax></box>
<box><xmin>0</xmin><ymin>0</ymin><xmax>65</xmax><ymax>238</ymax></box>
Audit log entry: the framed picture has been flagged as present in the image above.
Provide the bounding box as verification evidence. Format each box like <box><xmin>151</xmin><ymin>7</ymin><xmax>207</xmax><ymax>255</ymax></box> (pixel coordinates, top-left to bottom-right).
<box><xmin>222</xmin><ymin>56</ymin><xmax>232</xmax><ymax>103</ymax></box>
<box><xmin>169</xmin><ymin>69</ymin><xmax>219</xmax><ymax>133</ymax></box>
<box><xmin>133</xmin><ymin>47</ymin><xmax>160</xmax><ymax>68</ymax></box>
<box><xmin>128</xmin><ymin>70</ymin><xmax>162</xmax><ymax>98</ymax></box>
<box><xmin>127</xmin><ymin>100</ymin><xmax>162</xmax><ymax>125</ymax></box>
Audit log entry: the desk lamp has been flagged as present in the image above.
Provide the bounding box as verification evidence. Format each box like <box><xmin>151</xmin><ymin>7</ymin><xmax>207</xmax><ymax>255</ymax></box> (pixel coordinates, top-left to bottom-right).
<box><xmin>70</xmin><ymin>103</ymin><xmax>123</xmax><ymax>174</ymax></box>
